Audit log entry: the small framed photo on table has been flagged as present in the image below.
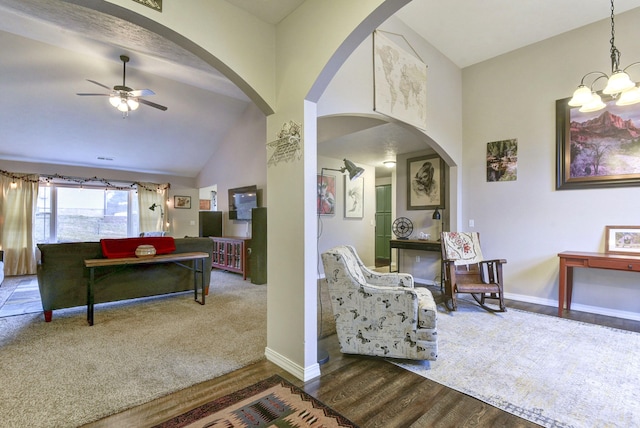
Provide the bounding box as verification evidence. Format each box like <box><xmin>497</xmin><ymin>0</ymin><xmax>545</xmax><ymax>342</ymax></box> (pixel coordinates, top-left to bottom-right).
<box><xmin>605</xmin><ymin>225</ymin><xmax>640</xmax><ymax>255</ymax></box>
<box><xmin>174</xmin><ymin>195</ymin><xmax>191</xmax><ymax>209</ymax></box>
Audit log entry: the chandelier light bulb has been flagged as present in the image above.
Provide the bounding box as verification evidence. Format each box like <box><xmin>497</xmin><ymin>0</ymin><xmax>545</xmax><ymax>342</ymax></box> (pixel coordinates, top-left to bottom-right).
<box><xmin>579</xmin><ymin>92</ymin><xmax>606</xmax><ymax>112</ymax></box>
<box><xmin>603</xmin><ymin>70</ymin><xmax>635</xmax><ymax>95</ymax></box>
<box><xmin>616</xmin><ymin>86</ymin><xmax>640</xmax><ymax>106</ymax></box>
<box><xmin>568</xmin><ymin>85</ymin><xmax>593</xmax><ymax>106</ymax></box>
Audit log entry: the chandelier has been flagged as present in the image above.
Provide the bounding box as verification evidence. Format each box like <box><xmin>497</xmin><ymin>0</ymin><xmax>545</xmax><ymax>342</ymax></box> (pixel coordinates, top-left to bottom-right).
<box><xmin>568</xmin><ymin>0</ymin><xmax>640</xmax><ymax>112</ymax></box>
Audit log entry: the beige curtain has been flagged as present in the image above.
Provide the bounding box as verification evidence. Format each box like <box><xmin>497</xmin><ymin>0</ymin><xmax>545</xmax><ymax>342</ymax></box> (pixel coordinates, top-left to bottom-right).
<box><xmin>137</xmin><ymin>183</ymin><xmax>169</xmax><ymax>234</ymax></box>
<box><xmin>0</xmin><ymin>173</ymin><xmax>39</xmax><ymax>275</ymax></box>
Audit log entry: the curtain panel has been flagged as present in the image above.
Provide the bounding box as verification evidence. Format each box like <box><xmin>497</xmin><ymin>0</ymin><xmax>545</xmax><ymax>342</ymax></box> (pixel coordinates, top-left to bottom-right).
<box><xmin>0</xmin><ymin>174</ymin><xmax>39</xmax><ymax>275</ymax></box>
<box><xmin>137</xmin><ymin>183</ymin><xmax>168</xmax><ymax>234</ymax></box>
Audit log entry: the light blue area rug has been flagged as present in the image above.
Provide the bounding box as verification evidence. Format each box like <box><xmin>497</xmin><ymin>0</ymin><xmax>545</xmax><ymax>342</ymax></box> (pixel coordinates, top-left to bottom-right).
<box><xmin>394</xmin><ymin>297</ymin><xmax>640</xmax><ymax>428</ymax></box>
<box><xmin>0</xmin><ymin>276</ymin><xmax>41</xmax><ymax>317</ymax></box>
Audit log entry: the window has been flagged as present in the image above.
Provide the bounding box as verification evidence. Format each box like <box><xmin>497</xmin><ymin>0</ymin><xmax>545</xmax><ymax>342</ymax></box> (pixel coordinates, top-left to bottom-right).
<box><xmin>35</xmin><ymin>184</ymin><xmax>139</xmax><ymax>243</ymax></box>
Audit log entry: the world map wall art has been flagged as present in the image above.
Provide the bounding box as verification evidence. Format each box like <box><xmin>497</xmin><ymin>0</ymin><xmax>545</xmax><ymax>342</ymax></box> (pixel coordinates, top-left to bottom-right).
<box><xmin>373</xmin><ymin>30</ymin><xmax>428</xmax><ymax>130</ymax></box>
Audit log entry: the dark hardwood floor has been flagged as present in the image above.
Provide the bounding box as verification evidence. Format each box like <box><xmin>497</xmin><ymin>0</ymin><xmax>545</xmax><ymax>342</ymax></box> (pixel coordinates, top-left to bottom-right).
<box><xmin>83</xmin><ymin>283</ymin><xmax>640</xmax><ymax>428</ymax></box>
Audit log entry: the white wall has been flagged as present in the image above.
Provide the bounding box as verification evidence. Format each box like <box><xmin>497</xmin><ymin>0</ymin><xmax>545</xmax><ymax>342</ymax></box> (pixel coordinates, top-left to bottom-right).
<box><xmin>317</xmin><ymin>155</ymin><xmax>376</xmax><ymax>273</ymax></box>
<box><xmin>196</xmin><ymin>103</ymin><xmax>267</xmax><ymax>238</ymax></box>
<box><xmin>462</xmin><ymin>8</ymin><xmax>640</xmax><ymax>319</ymax></box>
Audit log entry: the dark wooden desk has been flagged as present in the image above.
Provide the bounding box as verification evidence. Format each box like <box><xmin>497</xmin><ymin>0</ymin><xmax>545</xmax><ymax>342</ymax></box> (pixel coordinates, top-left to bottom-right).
<box><xmin>84</xmin><ymin>251</ymin><xmax>209</xmax><ymax>326</ymax></box>
<box><xmin>558</xmin><ymin>251</ymin><xmax>640</xmax><ymax>317</ymax></box>
<box><xmin>389</xmin><ymin>239</ymin><xmax>441</xmax><ymax>273</ymax></box>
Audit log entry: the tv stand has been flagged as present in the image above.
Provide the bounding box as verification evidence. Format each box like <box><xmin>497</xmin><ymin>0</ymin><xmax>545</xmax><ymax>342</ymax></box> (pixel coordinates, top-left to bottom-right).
<box><xmin>211</xmin><ymin>236</ymin><xmax>251</xmax><ymax>280</ymax></box>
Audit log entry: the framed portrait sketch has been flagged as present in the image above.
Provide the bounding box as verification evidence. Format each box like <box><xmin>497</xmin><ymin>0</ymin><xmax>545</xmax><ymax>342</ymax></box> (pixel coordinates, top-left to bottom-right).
<box><xmin>407</xmin><ymin>154</ymin><xmax>444</xmax><ymax>210</ymax></box>
<box><xmin>317</xmin><ymin>174</ymin><xmax>336</xmax><ymax>215</ymax></box>
<box><xmin>344</xmin><ymin>176</ymin><xmax>364</xmax><ymax>218</ymax></box>
<box><xmin>556</xmin><ymin>97</ymin><xmax>640</xmax><ymax>190</ymax></box>
<box><xmin>174</xmin><ymin>195</ymin><xmax>191</xmax><ymax>209</ymax></box>
<box><xmin>605</xmin><ymin>225</ymin><xmax>640</xmax><ymax>255</ymax></box>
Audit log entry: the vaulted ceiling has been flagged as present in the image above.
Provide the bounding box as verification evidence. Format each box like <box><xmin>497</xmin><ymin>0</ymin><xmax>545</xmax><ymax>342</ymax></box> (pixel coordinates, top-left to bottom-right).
<box><xmin>1</xmin><ymin>0</ymin><xmax>639</xmax><ymax>178</ymax></box>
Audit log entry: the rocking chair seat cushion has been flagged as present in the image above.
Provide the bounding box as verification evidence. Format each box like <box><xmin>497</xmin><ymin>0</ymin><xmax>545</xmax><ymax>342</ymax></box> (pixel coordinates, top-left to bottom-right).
<box><xmin>455</xmin><ymin>283</ymin><xmax>501</xmax><ymax>294</ymax></box>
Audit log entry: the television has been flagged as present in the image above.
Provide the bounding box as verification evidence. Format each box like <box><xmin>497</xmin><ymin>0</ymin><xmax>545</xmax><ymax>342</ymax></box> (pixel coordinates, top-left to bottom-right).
<box><xmin>228</xmin><ymin>185</ymin><xmax>259</xmax><ymax>220</ymax></box>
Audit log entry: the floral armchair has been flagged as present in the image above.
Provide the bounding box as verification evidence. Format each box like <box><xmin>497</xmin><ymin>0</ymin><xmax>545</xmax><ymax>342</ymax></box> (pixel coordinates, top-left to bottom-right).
<box><xmin>321</xmin><ymin>245</ymin><xmax>438</xmax><ymax>360</ymax></box>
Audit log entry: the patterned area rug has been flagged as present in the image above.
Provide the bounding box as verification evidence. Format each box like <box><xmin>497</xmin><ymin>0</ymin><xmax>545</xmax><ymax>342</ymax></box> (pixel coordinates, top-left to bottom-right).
<box><xmin>394</xmin><ymin>296</ymin><xmax>640</xmax><ymax>428</ymax></box>
<box><xmin>0</xmin><ymin>276</ymin><xmax>41</xmax><ymax>317</ymax></box>
<box><xmin>154</xmin><ymin>375</ymin><xmax>359</xmax><ymax>428</ymax></box>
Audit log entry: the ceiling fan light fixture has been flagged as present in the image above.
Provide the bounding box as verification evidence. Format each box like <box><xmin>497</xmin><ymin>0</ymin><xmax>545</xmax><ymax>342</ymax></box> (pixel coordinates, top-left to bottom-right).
<box><xmin>127</xmin><ymin>98</ymin><xmax>139</xmax><ymax>110</ymax></box>
<box><xmin>117</xmin><ymin>100</ymin><xmax>130</xmax><ymax>112</ymax></box>
<box><xmin>109</xmin><ymin>94</ymin><xmax>121</xmax><ymax>107</ymax></box>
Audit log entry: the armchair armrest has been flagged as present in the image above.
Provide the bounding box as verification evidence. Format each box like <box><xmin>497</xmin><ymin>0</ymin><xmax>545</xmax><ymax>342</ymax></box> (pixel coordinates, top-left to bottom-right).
<box><xmin>362</xmin><ymin>270</ymin><xmax>414</xmax><ymax>288</ymax></box>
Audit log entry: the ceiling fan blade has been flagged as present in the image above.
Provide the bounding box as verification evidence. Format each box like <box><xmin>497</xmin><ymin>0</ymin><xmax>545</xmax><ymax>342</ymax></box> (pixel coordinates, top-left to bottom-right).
<box><xmin>129</xmin><ymin>89</ymin><xmax>155</xmax><ymax>97</ymax></box>
<box><xmin>138</xmin><ymin>98</ymin><xmax>168</xmax><ymax>111</ymax></box>
<box><xmin>76</xmin><ymin>93</ymin><xmax>109</xmax><ymax>96</ymax></box>
<box><xmin>86</xmin><ymin>79</ymin><xmax>112</xmax><ymax>90</ymax></box>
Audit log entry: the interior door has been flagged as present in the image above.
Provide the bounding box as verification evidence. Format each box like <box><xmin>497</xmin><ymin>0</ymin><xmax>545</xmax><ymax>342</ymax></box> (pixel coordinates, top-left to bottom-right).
<box><xmin>375</xmin><ymin>184</ymin><xmax>392</xmax><ymax>267</ymax></box>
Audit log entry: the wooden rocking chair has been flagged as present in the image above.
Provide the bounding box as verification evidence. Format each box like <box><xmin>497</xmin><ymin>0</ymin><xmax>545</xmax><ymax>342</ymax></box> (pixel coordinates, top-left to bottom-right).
<box><xmin>440</xmin><ymin>232</ymin><xmax>506</xmax><ymax>312</ymax></box>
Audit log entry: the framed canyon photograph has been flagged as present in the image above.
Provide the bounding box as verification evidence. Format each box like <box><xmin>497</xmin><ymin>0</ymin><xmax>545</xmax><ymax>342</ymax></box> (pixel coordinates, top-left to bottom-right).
<box><xmin>556</xmin><ymin>96</ymin><xmax>640</xmax><ymax>190</ymax></box>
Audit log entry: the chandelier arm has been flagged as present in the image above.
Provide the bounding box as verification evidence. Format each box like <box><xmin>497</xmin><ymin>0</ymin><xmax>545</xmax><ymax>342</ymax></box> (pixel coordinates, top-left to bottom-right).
<box><xmin>622</xmin><ymin>62</ymin><xmax>640</xmax><ymax>73</ymax></box>
<box><xmin>590</xmin><ymin>74</ymin><xmax>609</xmax><ymax>91</ymax></box>
<box><xmin>579</xmin><ymin>71</ymin><xmax>609</xmax><ymax>86</ymax></box>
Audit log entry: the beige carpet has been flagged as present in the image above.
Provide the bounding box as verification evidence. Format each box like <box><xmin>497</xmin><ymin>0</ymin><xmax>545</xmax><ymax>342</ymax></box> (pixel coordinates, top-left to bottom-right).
<box><xmin>394</xmin><ymin>296</ymin><xmax>640</xmax><ymax>428</ymax></box>
<box><xmin>0</xmin><ymin>270</ymin><xmax>267</xmax><ymax>428</ymax></box>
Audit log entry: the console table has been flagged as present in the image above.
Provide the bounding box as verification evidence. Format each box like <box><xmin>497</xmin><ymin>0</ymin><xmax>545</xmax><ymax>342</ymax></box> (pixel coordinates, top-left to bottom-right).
<box><xmin>389</xmin><ymin>239</ymin><xmax>441</xmax><ymax>273</ymax></box>
<box><xmin>84</xmin><ymin>251</ymin><xmax>209</xmax><ymax>326</ymax></box>
<box><xmin>558</xmin><ymin>251</ymin><xmax>640</xmax><ymax>317</ymax></box>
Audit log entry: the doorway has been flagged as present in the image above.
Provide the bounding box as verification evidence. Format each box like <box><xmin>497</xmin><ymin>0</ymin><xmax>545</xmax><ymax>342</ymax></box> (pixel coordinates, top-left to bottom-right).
<box><xmin>375</xmin><ymin>184</ymin><xmax>392</xmax><ymax>267</ymax></box>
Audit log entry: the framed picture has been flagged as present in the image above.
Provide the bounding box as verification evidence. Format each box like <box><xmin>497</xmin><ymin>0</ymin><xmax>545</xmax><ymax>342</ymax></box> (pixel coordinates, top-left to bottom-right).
<box><xmin>556</xmin><ymin>96</ymin><xmax>640</xmax><ymax>190</ymax></box>
<box><xmin>344</xmin><ymin>176</ymin><xmax>364</xmax><ymax>218</ymax></box>
<box><xmin>373</xmin><ymin>30</ymin><xmax>427</xmax><ymax>130</ymax></box>
<box><xmin>174</xmin><ymin>195</ymin><xmax>191</xmax><ymax>209</ymax></box>
<box><xmin>605</xmin><ymin>226</ymin><xmax>640</xmax><ymax>255</ymax></box>
<box><xmin>487</xmin><ymin>139</ymin><xmax>517</xmax><ymax>182</ymax></box>
<box><xmin>199</xmin><ymin>199</ymin><xmax>211</xmax><ymax>210</ymax></box>
<box><xmin>317</xmin><ymin>174</ymin><xmax>336</xmax><ymax>215</ymax></box>
<box><xmin>407</xmin><ymin>154</ymin><xmax>444</xmax><ymax>210</ymax></box>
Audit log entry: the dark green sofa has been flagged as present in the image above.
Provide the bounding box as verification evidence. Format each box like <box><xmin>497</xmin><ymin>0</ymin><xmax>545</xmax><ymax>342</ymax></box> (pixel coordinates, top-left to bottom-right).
<box><xmin>37</xmin><ymin>237</ymin><xmax>213</xmax><ymax>322</ymax></box>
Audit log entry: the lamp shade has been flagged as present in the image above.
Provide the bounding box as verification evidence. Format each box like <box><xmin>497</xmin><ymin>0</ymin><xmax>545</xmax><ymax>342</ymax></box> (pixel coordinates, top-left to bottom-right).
<box><xmin>579</xmin><ymin>92</ymin><xmax>606</xmax><ymax>112</ymax></box>
<box><xmin>616</xmin><ymin>86</ymin><xmax>640</xmax><ymax>106</ymax></box>
<box><xmin>432</xmin><ymin>207</ymin><xmax>441</xmax><ymax>220</ymax></box>
<box><xmin>343</xmin><ymin>158</ymin><xmax>364</xmax><ymax>180</ymax></box>
<box><xmin>603</xmin><ymin>70</ymin><xmax>635</xmax><ymax>94</ymax></box>
<box><xmin>568</xmin><ymin>85</ymin><xmax>593</xmax><ymax>106</ymax></box>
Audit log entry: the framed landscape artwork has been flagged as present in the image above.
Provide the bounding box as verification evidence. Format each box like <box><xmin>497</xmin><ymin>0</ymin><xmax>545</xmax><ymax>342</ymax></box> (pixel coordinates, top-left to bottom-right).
<box><xmin>556</xmin><ymin>97</ymin><xmax>640</xmax><ymax>189</ymax></box>
<box><xmin>487</xmin><ymin>139</ymin><xmax>517</xmax><ymax>182</ymax></box>
<box><xmin>344</xmin><ymin>176</ymin><xmax>364</xmax><ymax>218</ymax></box>
<box><xmin>174</xmin><ymin>195</ymin><xmax>191</xmax><ymax>209</ymax></box>
<box><xmin>605</xmin><ymin>225</ymin><xmax>640</xmax><ymax>255</ymax></box>
<box><xmin>407</xmin><ymin>154</ymin><xmax>444</xmax><ymax>210</ymax></box>
<box><xmin>317</xmin><ymin>174</ymin><xmax>336</xmax><ymax>215</ymax></box>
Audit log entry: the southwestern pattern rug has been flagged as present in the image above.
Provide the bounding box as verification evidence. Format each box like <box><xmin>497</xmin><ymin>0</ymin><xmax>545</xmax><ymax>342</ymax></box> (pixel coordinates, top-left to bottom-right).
<box><xmin>394</xmin><ymin>296</ymin><xmax>640</xmax><ymax>428</ymax></box>
<box><xmin>153</xmin><ymin>375</ymin><xmax>359</xmax><ymax>428</ymax></box>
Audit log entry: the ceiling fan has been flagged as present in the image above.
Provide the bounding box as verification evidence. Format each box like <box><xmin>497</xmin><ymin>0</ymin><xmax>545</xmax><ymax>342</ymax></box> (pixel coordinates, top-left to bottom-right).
<box><xmin>77</xmin><ymin>55</ymin><xmax>168</xmax><ymax>116</ymax></box>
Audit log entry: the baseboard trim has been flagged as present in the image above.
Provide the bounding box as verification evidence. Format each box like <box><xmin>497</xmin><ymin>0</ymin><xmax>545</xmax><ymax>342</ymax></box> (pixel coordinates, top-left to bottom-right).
<box><xmin>504</xmin><ymin>292</ymin><xmax>640</xmax><ymax>322</ymax></box>
<box><xmin>264</xmin><ymin>347</ymin><xmax>321</xmax><ymax>381</ymax></box>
